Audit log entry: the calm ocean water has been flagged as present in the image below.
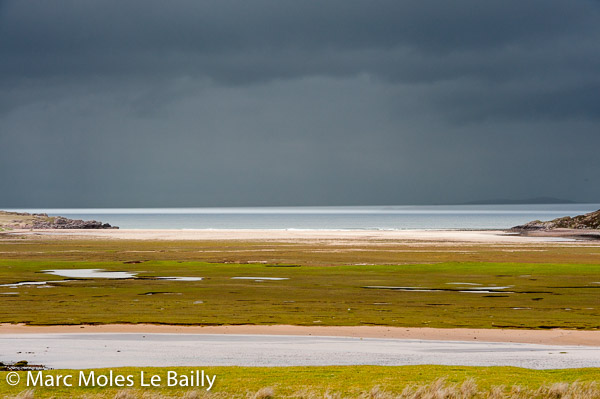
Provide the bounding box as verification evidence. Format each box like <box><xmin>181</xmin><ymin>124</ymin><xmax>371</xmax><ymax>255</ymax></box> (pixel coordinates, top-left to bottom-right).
<box><xmin>7</xmin><ymin>204</ymin><xmax>600</xmax><ymax>230</ymax></box>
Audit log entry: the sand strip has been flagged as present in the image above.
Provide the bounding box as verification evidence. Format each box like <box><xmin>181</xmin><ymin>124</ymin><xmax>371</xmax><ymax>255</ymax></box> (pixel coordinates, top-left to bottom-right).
<box><xmin>1</xmin><ymin>324</ymin><xmax>598</xmax><ymax>346</ymax></box>
<box><xmin>5</xmin><ymin>228</ymin><xmax>593</xmax><ymax>244</ymax></box>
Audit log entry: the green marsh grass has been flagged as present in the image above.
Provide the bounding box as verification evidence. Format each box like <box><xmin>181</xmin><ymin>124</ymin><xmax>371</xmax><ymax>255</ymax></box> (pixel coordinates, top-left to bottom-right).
<box><xmin>0</xmin><ymin>258</ymin><xmax>598</xmax><ymax>328</ymax></box>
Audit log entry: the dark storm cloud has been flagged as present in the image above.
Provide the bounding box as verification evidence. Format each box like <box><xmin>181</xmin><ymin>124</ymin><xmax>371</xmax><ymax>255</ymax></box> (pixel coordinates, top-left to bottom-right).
<box><xmin>2</xmin><ymin>0</ymin><xmax>598</xmax><ymax>81</ymax></box>
<box><xmin>1</xmin><ymin>0</ymin><xmax>599</xmax><ymax>120</ymax></box>
<box><xmin>1</xmin><ymin>0</ymin><xmax>599</xmax><ymax>206</ymax></box>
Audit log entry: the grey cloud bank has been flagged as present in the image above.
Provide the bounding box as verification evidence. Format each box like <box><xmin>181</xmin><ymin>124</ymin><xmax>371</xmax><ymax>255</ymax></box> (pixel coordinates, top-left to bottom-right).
<box><xmin>1</xmin><ymin>0</ymin><xmax>599</xmax><ymax>207</ymax></box>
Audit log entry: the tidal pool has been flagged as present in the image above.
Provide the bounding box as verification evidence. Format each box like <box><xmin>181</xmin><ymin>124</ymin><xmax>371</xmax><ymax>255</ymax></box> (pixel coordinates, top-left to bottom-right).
<box><xmin>44</xmin><ymin>269</ymin><xmax>137</xmax><ymax>279</ymax></box>
<box><xmin>40</xmin><ymin>269</ymin><xmax>206</xmax><ymax>283</ymax></box>
<box><xmin>446</xmin><ymin>282</ymin><xmax>482</xmax><ymax>286</ymax></box>
<box><xmin>231</xmin><ymin>277</ymin><xmax>289</xmax><ymax>281</ymax></box>
<box><xmin>0</xmin><ymin>281</ymin><xmax>51</xmax><ymax>288</ymax></box>
<box><xmin>363</xmin><ymin>285</ymin><xmax>514</xmax><ymax>293</ymax></box>
<box><xmin>156</xmin><ymin>277</ymin><xmax>204</xmax><ymax>281</ymax></box>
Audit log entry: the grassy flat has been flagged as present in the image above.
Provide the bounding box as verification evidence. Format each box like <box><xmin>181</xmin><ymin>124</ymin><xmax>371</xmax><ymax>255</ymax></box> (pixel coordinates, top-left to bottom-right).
<box><xmin>0</xmin><ymin>235</ymin><xmax>599</xmax><ymax>328</ymax></box>
<box><xmin>1</xmin><ymin>236</ymin><xmax>600</xmax><ymax>265</ymax></box>
<box><xmin>0</xmin><ymin>257</ymin><xmax>598</xmax><ymax>328</ymax></box>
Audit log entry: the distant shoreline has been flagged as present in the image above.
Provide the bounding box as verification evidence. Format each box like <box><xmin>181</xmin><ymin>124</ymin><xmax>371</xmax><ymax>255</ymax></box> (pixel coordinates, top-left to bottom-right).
<box><xmin>4</xmin><ymin>204</ymin><xmax>600</xmax><ymax>231</ymax></box>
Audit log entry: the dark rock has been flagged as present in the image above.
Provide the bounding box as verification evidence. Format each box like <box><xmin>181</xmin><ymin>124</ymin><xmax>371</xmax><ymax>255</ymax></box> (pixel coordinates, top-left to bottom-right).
<box><xmin>1</xmin><ymin>210</ymin><xmax>118</xmax><ymax>229</ymax></box>
<box><xmin>512</xmin><ymin>209</ymin><xmax>600</xmax><ymax>230</ymax></box>
<box><xmin>33</xmin><ymin>216</ymin><xmax>118</xmax><ymax>229</ymax></box>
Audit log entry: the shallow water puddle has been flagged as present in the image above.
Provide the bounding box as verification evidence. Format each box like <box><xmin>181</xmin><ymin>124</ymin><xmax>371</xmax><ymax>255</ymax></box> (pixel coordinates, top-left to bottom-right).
<box><xmin>156</xmin><ymin>277</ymin><xmax>203</xmax><ymax>281</ymax></box>
<box><xmin>43</xmin><ymin>269</ymin><xmax>204</xmax><ymax>282</ymax></box>
<box><xmin>0</xmin><ymin>281</ymin><xmax>52</xmax><ymax>288</ymax></box>
<box><xmin>446</xmin><ymin>282</ymin><xmax>482</xmax><ymax>286</ymax></box>
<box><xmin>460</xmin><ymin>290</ymin><xmax>515</xmax><ymax>294</ymax></box>
<box><xmin>363</xmin><ymin>286</ymin><xmax>451</xmax><ymax>292</ymax></box>
<box><xmin>231</xmin><ymin>277</ymin><xmax>289</xmax><ymax>281</ymax></box>
<box><xmin>0</xmin><ymin>279</ymin><xmax>78</xmax><ymax>288</ymax></box>
<box><xmin>44</xmin><ymin>269</ymin><xmax>137</xmax><ymax>279</ymax></box>
<box><xmin>363</xmin><ymin>285</ymin><xmax>514</xmax><ymax>293</ymax></box>
<box><xmin>143</xmin><ymin>292</ymin><xmax>182</xmax><ymax>296</ymax></box>
<box><xmin>447</xmin><ymin>283</ymin><xmax>514</xmax><ymax>290</ymax></box>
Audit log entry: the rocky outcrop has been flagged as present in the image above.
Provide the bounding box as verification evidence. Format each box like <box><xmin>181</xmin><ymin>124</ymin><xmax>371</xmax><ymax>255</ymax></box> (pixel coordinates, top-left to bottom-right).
<box><xmin>512</xmin><ymin>209</ymin><xmax>600</xmax><ymax>230</ymax></box>
<box><xmin>32</xmin><ymin>216</ymin><xmax>116</xmax><ymax>229</ymax></box>
<box><xmin>0</xmin><ymin>211</ymin><xmax>117</xmax><ymax>229</ymax></box>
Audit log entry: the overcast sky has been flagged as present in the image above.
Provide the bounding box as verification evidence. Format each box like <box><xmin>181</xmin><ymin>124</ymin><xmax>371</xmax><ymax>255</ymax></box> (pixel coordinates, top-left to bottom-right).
<box><xmin>1</xmin><ymin>0</ymin><xmax>599</xmax><ymax>207</ymax></box>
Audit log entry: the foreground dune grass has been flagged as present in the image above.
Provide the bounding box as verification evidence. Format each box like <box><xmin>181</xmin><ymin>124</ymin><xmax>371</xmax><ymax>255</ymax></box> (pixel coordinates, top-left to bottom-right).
<box><xmin>2</xmin><ymin>366</ymin><xmax>600</xmax><ymax>398</ymax></box>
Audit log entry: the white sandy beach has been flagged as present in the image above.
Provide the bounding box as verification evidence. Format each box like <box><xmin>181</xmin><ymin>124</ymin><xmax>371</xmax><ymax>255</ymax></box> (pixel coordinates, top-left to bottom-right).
<box><xmin>6</xmin><ymin>228</ymin><xmax>592</xmax><ymax>244</ymax></box>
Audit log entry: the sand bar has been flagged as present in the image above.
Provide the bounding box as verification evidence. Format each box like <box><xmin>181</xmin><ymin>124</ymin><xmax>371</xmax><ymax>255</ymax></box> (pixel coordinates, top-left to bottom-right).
<box><xmin>1</xmin><ymin>324</ymin><xmax>598</xmax><ymax>346</ymax></box>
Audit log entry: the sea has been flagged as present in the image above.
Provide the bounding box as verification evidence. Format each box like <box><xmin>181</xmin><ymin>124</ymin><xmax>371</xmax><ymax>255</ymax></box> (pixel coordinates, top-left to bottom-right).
<box><xmin>6</xmin><ymin>204</ymin><xmax>600</xmax><ymax>230</ymax></box>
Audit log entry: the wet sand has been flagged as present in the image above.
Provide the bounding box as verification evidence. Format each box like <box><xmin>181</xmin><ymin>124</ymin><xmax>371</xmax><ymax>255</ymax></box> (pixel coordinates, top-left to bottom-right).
<box><xmin>1</xmin><ymin>333</ymin><xmax>598</xmax><ymax>369</ymax></box>
<box><xmin>1</xmin><ymin>324</ymin><xmax>598</xmax><ymax>346</ymax></box>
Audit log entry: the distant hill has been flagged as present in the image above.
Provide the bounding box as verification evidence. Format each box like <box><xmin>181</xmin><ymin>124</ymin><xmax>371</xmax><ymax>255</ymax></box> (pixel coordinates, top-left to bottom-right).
<box><xmin>462</xmin><ymin>197</ymin><xmax>576</xmax><ymax>205</ymax></box>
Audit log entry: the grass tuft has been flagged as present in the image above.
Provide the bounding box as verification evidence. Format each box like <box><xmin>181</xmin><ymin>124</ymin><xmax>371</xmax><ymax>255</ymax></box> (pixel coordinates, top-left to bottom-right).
<box><xmin>251</xmin><ymin>387</ymin><xmax>275</xmax><ymax>399</ymax></box>
<box><xmin>13</xmin><ymin>390</ymin><xmax>35</xmax><ymax>399</ymax></box>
